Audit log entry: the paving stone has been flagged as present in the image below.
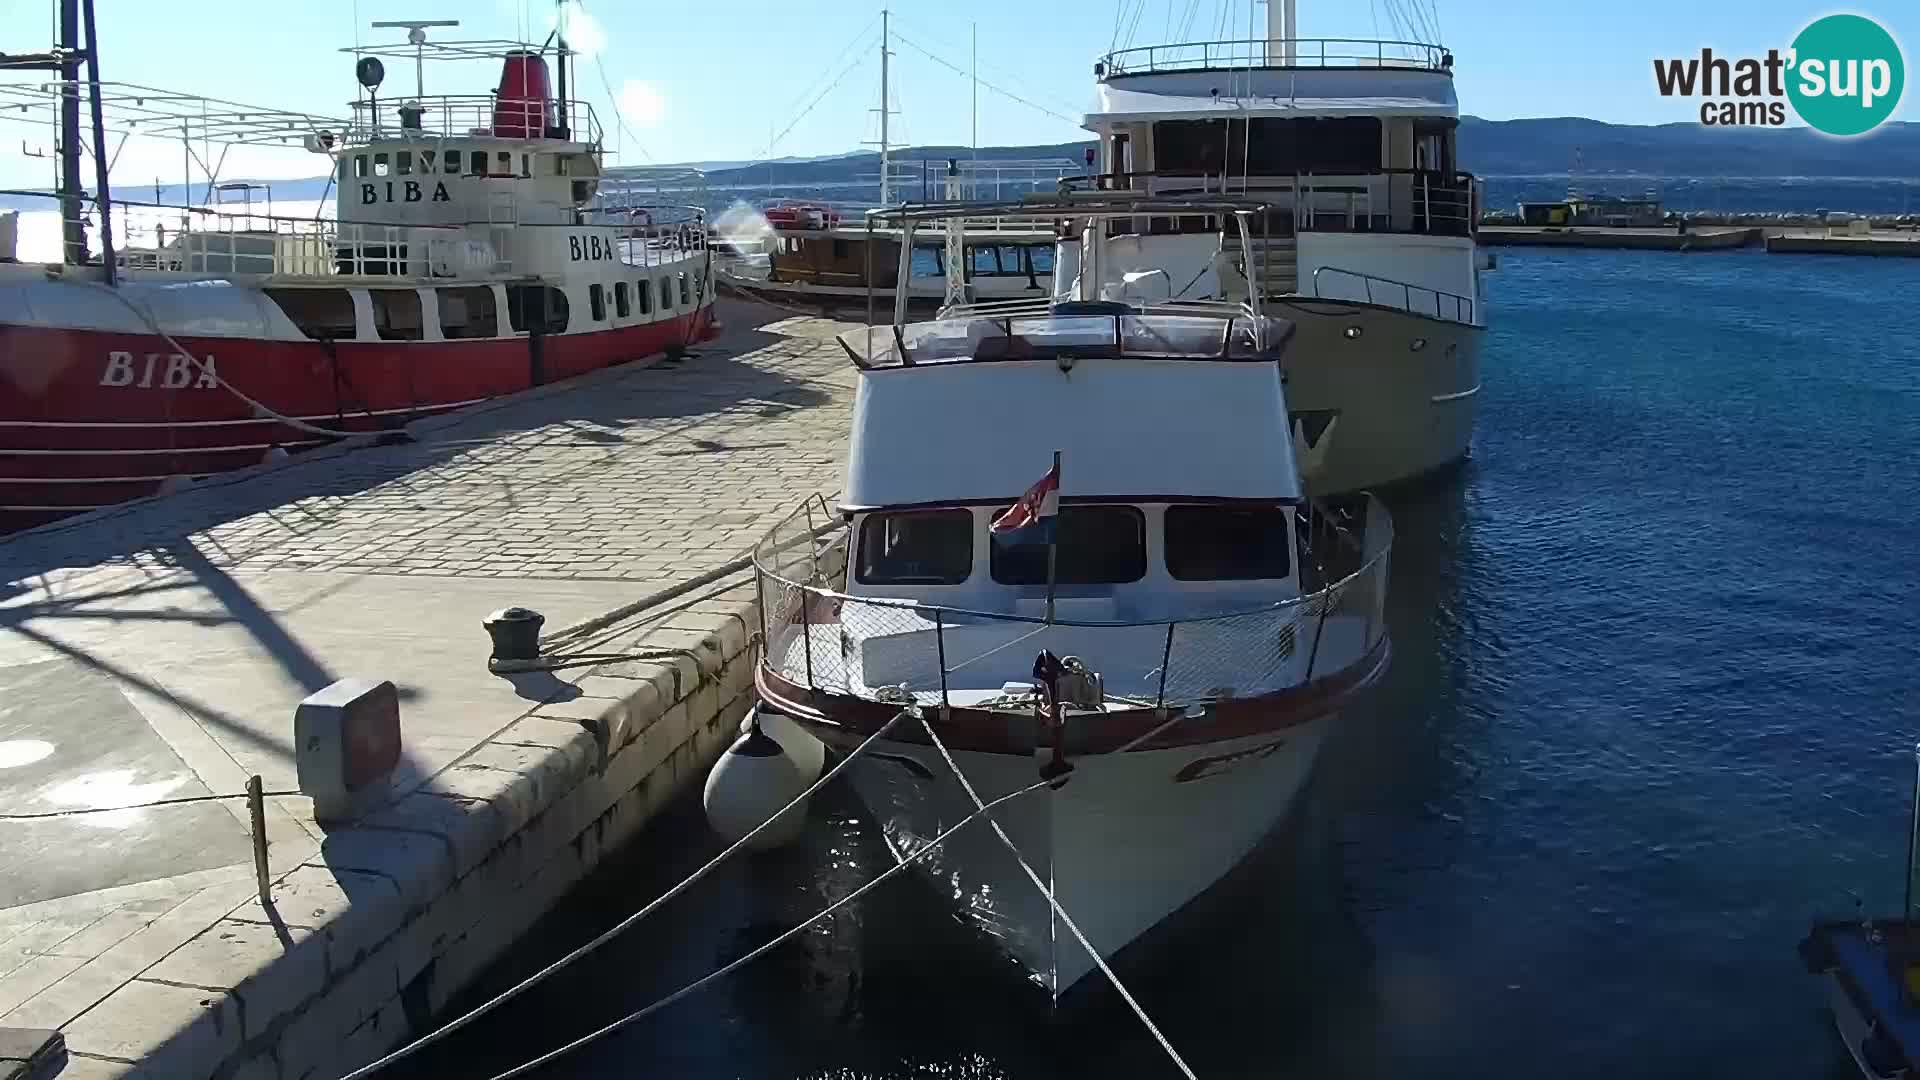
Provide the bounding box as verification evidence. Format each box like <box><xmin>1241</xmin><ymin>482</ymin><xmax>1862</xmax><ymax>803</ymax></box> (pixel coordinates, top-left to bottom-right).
<box><xmin>145</xmin><ymin>920</ymin><xmax>324</xmax><ymax>1042</ymax></box>
<box><xmin>0</xmin><ymin>304</ymin><xmax>857</xmax><ymax>1080</ymax></box>
<box><xmin>61</xmin><ymin>980</ymin><xmax>239</xmax><ymax>1070</ymax></box>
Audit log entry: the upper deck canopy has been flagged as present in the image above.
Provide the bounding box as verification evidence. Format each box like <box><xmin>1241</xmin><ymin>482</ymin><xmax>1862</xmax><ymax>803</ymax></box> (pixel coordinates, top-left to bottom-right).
<box><xmin>0</xmin><ymin>79</ymin><xmax>346</xmax><ymax>149</ymax></box>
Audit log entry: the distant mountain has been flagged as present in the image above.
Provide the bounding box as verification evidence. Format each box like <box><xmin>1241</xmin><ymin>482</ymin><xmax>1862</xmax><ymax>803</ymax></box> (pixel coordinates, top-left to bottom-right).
<box><xmin>1457</xmin><ymin>117</ymin><xmax>1920</xmax><ymax>178</ymax></box>
<box><xmin>8</xmin><ymin>119</ymin><xmax>1916</xmax><ymax>218</ymax></box>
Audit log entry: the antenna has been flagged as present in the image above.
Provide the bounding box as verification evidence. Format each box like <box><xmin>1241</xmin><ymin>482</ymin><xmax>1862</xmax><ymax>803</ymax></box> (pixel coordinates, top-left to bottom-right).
<box><xmin>371</xmin><ymin>18</ymin><xmax>460</xmax><ymax>99</ymax></box>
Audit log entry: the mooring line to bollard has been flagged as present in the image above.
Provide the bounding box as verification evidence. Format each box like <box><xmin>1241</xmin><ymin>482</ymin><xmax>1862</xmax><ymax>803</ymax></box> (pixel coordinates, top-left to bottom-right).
<box><xmin>917</xmin><ymin>712</ymin><xmax>1202</xmax><ymax>1080</ymax></box>
<box><xmin>473</xmin><ymin>776</ymin><xmax>1056</xmax><ymax>1080</ymax></box>
<box><xmin>88</xmin><ymin>283</ymin><xmax>370</xmax><ymax>440</ymax></box>
<box><xmin>339</xmin><ymin>706</ymin><xmax>915</xmax><ymax>1080</ymax></box>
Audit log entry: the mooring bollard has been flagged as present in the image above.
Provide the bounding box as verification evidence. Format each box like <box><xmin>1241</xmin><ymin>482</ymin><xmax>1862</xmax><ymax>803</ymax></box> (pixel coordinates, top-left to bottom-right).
<box><xmin>483</xmin><ymin>606</ymin><xmax>545</xmax><ymax>672</ymax></box>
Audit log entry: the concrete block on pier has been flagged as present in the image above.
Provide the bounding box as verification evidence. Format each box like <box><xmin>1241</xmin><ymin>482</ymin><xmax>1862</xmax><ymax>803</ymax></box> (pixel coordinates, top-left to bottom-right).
<box><xmin>295</xmin><ymin>678</ymin><xmax>402</xmax><ymax>824</ymax></box>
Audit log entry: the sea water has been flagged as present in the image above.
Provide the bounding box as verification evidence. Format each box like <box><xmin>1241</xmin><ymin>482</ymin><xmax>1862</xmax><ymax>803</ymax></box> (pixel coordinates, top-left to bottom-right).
<box><xmin>327</xmin><ymin>247</ymin><xmax>1920</xmax><ymax>1078</ymax></box>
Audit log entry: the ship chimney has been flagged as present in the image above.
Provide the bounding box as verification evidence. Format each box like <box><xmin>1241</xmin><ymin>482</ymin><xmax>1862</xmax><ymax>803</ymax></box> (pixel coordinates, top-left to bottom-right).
<box><xmin>493</xmin><ymin>50</ymin><xmax>557</xmax><ymax>139</ymax></box>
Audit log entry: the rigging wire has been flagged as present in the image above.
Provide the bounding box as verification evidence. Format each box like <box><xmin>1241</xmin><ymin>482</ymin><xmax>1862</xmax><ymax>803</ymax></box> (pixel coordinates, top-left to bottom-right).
<box><xmin>336</xmin><ymin>709</ymin><xmax>918</xmax><ymax>1080</ymax></box>
<box><xmin>890</xmin><ymin>31</ymin><xmax>1080</xmax><ymax>126</ymax></box>
<box><xmin>892</xmin><ymin>15</ymin><xmax>1085</xmax><ymax>119</ymax></box>
<box><xmin>1119</xmin><ymin>0</ymin><xmax>1150</xmax><ymax>53</ymax></box>
<box><xmin>918</xmin><ymin>715</ymin><xmax>1200</xmax><ymax>1080</ymax></box>
<box><xmin>1172</xmin><ymin>0</ymin><xmax>1206</xmax><ymax>42</ymax></box>
<box><xmin>747</xmin><ymin>39</ymin><xmax>875</xmax><ymax>169</ymax></box>
<box><xmin>473</xmin><ymin>777</ymin><xmax>1057</xmax><ymax>1080</ymax></box>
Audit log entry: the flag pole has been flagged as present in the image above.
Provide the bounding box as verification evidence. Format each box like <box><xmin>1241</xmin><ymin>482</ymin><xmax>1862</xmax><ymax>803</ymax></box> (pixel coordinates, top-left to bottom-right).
<box><xmin>1044</xmin><ymin>449</ymin><xmax>1061</xmax><ymax>624</ymax></box>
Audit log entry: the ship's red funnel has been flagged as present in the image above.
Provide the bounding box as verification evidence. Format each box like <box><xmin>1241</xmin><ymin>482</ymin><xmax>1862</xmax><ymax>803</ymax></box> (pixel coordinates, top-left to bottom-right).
<box><xmin>493</xmin><ymin>50</ymin><xmax>557</xmax><ymax>139</ymax></box>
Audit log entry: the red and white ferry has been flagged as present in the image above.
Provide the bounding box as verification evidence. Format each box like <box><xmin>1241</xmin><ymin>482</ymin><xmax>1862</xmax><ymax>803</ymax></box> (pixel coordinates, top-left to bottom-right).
<box><xmin>0</xmin><ymin>25</ymin><xmax>715</xmax><ymax>531</ymax></box>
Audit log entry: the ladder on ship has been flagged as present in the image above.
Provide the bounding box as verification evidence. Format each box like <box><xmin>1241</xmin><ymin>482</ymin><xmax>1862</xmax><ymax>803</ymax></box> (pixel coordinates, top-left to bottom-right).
<box><xmin>1222</xmin><ymin>232</ymin><xmax>1298</xmax><ymax>299</ymax></box>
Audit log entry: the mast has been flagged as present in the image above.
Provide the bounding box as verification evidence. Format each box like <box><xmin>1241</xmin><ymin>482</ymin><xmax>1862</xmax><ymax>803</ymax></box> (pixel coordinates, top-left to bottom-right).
<box><xmin>1266</xmin><ymin>0</ymin><xmax>1297</xmax><ymax>66</ymax></box>
<box><xmin>81</xmin><ymin>0</ymin><xmax>114</xmax><ymax>283</ymax></box>
<box><xmin>878</xmin><ymin>9</ymin><xmax>891</xmax><ymax>207</ymax></box>
<box><xmin>57</xmin><ymin>0</ymin><xmax>87</xmax><ymax>265</ymax></box>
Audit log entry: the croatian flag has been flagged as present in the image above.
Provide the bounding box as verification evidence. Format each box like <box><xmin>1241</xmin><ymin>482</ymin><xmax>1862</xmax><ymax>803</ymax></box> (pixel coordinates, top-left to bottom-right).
<box><xmin>990</xmin><ymin>462</ymin><xmax>1060</xmax><ymax>545</ymax></box>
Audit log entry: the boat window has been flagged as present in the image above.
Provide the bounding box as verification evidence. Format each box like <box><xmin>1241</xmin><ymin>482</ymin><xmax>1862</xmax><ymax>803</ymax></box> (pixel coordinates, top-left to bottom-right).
<box><xmin>520</xmin><ymin>153</ymin><xmax>531</xmax><ymax>178</ymax></box>
<box><xmin>589</xmin><ymin>283</ymin><xmax>606</xmax><ymax>321</ymax></box>
<box><xmin>353</xmin><ymin>155</ymin><xmax>368</xmax><ymax>178</ymax></box>
<box><xmin>614</xmin><ymin>281</ymin><xmax>630</xmax><ymax>318</ymax></box>
<box><xmin>264</xmin><ymin>288</ymin><xmax>357</xmax><ymax>341</ymax></box>
<box><xmin>555</xmin><ymin>155</ymin><xmax>571</xmax><ymax>176</ymax></box>
<box><xmin>1152</xmin><ymin>117</ymin><xmax>1382</xmax><ymax>176</ymax></box>
<box><xmin>370</xmin><ymin>289</ymin><xmax>424</xmax><ymax>341</ymax></box>
<box><xmin>658</xmin><ymin>277</ymin><xmax>673</xmax><ymax>310</ymax></box>
<box><xmin>832</xmin><ymin>239</ymin><xmax>849</xmax><ymax>260</ymax></box>
<box><xmin>469</xmin><ymin>151</ymin><xmax>487</xmax><ymax>175</ymax></box>
<box><xmin>437</xmin><ymin>286</ymin><xmax>499</xmax><ymax>340</ymax></box>
<box><xmin>446</xmin><ymin>151</ymin><xmax>462</xmax><ymax>175</ymax></box>
<box><xmin>856</xmin><ymin>510</ymin><xmax>973</xmax><ymax>586</ymax></box>
<box><xmin>694</xmin><ymin>272</ymin><xmax>705</xmax><ymax>301</ymax></box>
<box><xmin>505</xmin><ymin>285</ymin><xmax>569</xmax><ymax>334</ymax></box>
<box><xmin>636</xmin><ymin>279</ymin><xmax>653</xmax><ymax>314</ymax></box>
<box><xmin>991</xmin><ymin>505</ymin><xmax>1145</xmax><ymax>586</ymax></box>
<box><xmin>678</xmin><ymin>273</ymin><xmax>690</xmax><ymax>306</ymax></box>
<box><xmin>420</xmin><ymin>150</ymin><xmax>436</xmax><ymax>171</ymax></box>
<box><xmin>1164</xmin><ymin>505</ymin><xmax>1291</xmax><ymax>581</ymax></box>
<box><xmin>497</xmin><ymin>152</ymin><xmax>513</xmax><ymax>174</ymax></box>
<box><xmin>396</xmin><ymin>150</ymin><xmax>413</xmax><ymax>175</ymax></box>
<box><xmin>1120</xmin><ymin>315</ymin><xmax>1226</xmax><ymax>357</ymax></box>
<box><xmin>373</xmin><ymin>152</ymin><xmax>390</xmax><ymax>178</ymax></box>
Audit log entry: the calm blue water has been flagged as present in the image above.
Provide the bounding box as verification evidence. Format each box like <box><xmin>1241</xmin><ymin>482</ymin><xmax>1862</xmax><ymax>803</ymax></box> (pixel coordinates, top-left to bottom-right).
<box><xmin>395</xmin><ymin>247</ymin><xmax>1920</xmax><ymax>1079</ymax></box>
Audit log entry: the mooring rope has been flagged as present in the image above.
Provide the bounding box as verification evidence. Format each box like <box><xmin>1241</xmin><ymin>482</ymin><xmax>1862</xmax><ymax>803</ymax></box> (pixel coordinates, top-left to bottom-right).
<box><xmin>474</xmin><ymin>776</ymin><xmax>1056</xmax><ymax>1080</ymax></box>
<box><xmin>89</xmin><ymin>282</ymin><xmax>367</xmax><ymax>440</ymax></box>
<box><xmin>339</xmin><ymin>706</ymin><xmax>915</xmax><ymax>1080</ymax></box>
<box><xmin>917</xmin><ymin>711</ymin><xmax>1201</xmax><ymax>1080</ymax></box>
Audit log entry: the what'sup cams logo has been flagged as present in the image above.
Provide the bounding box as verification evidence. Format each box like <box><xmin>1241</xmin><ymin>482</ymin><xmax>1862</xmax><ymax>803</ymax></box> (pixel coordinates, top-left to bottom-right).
<box><xmin>1653</xmin><ymin>13</ymin><xmax>1905</xmax><ymax>135</ymax></box>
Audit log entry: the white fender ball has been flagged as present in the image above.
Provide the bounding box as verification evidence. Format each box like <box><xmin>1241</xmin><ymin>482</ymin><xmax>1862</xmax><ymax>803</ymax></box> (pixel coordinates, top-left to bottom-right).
<box><xmin>703</xmin><ymin>724</ymin><xmax>809</xmax><ymax>850</ymax></box>
<box><xmin>739</xmin><ymin>707</ymin><xmax>825</xmax><ymax>784</ymax></box>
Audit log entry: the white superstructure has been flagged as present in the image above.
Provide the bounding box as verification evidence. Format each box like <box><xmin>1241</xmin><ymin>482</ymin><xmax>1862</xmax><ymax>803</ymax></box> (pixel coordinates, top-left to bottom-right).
<box><xmin>1060</xmin><ymin>12</ymin><xmax>1487</xmax><ymax>493</ymax></box>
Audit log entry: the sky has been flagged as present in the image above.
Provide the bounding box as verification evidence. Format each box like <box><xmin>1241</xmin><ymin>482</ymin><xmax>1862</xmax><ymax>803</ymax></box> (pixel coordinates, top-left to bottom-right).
<box><xmin>2</xmin><ymin>0</ymin><xmax>1915</xmax><ymax>191</ymax></box>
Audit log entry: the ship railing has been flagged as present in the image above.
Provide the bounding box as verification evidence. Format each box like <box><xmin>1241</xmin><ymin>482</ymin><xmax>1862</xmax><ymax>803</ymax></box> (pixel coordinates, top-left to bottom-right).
<box><xmin>344</xmin><ymin>95</ymin><xmax>603</xmax><ymax>145</ymax></box>
<box><xmin>1310</xmin><ymin>265</ymin><xmax>1475</xmax><ymax>325</ymax></box>
<box><xmin>12</xmin><ymin>191</ymin><xmax>708</xmax><ymax>279</ymax></box>
<box><xmin>1062</xmin><ymin>169</ymin><xmax>1477</xmax><ymax>238</ymax></box>
<box><xmin>751</xmin><ymin>495</ymin><xmax>1393</xmax><ymax>713</ymax></box>
<box><xmin>1099</xmin><ymin>37</ymin><xmax>1451</xmax><ymax>76</ymax></box>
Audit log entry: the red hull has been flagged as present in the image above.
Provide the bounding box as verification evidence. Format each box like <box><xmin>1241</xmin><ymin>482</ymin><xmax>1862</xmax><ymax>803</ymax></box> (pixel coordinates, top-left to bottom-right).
<box><xmin>1</xmin><ymin>305</ymin><xmax>716</xmax><ymax>531</ymax></box>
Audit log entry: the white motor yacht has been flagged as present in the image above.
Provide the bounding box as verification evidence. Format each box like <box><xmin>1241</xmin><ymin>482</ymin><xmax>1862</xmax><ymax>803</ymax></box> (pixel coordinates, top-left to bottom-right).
<box><xmin>748</xmin><ymin>195</ymin><xmax>1394</xmax><ymax>997</ymax></box>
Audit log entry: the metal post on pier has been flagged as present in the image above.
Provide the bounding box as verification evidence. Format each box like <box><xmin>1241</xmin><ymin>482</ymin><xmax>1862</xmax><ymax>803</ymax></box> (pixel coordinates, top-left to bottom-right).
<box><xmin>247</xmin><ymin>775</ymin><xmax>271</xmax><ymax>905</ymax></box>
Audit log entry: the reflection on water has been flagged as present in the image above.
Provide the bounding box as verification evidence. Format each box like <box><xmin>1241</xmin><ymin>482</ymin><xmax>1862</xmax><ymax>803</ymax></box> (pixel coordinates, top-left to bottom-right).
<box><xmin>394</xmin><ymin>248</ymin><xmax>1920</xmax><ymax>1078</ymax></box>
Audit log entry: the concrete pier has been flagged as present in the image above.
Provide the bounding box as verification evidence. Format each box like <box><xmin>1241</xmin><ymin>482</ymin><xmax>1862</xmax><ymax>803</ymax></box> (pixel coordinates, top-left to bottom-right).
<box><xmin>1477</xmin><ymin>225</ymin><xmax>1761</xmax><ymax>251</ymax></box>
<box><xmin>1765</xmin><ymin>230</ymin><xmax>1920</xmax><ymax>257</ymax></box>
<box><xmin>0</xmin><ymin>302</ymin><xmax>855</xmax><ymax>1079</ymax></box>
